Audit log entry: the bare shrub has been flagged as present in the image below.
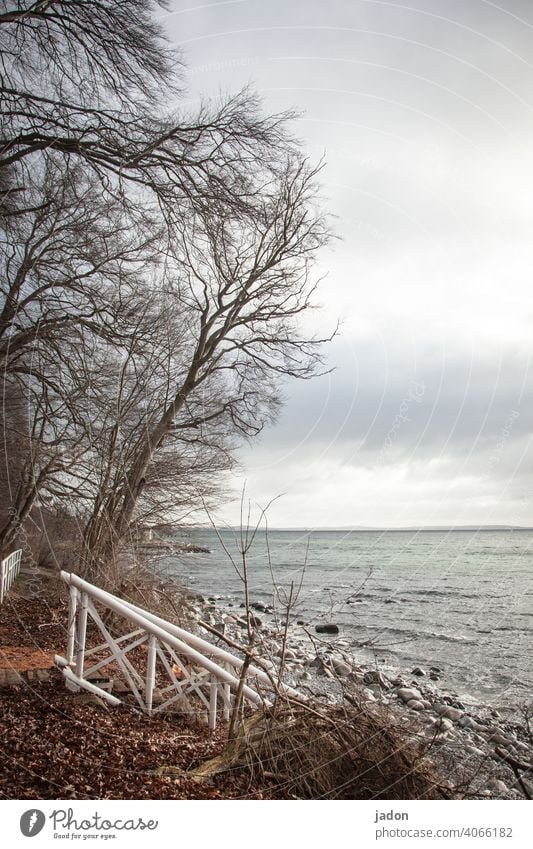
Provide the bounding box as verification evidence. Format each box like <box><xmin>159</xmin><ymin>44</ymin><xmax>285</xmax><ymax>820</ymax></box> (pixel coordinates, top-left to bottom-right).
<box><xmin>189</xmin><ymin>696</ymin><xmax>447</xmax><ymax>800</ymax></box>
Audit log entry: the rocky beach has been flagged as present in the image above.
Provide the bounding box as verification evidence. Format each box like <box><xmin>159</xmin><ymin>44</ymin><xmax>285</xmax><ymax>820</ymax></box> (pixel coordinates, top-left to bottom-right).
<box><xmin>190</xmin><ymin>587</ymin><xmax>533</xmax><ymax>800</ymax></box>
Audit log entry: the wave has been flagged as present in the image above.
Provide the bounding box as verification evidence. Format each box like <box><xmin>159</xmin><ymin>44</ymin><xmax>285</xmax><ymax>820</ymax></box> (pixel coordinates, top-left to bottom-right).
<box><xmin>362</xmin><ymin>625</ymin><xmax>477</xmax><ymax>645</ymax></box>
<box><xmin>406</xmin><ymin>589</ymin><xmax>481</xmax><ymax>599</ymax></box>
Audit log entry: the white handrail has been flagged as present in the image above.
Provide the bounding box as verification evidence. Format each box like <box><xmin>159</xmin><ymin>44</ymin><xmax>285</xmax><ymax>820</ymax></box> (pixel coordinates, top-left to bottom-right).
<box><xmin>67</xmin><ymin>573</ymin><xmax>302</xmax><ymax>701</ymax></box>
<box><xmin>60</xmin><ymin>571</ymin><xmax>266</xmax><ymax>709</ymax></box>
<box><xmin>0</xmin><ymin>549</ymin><xmax>22</xmax><ymax>604</ymax></box>
<box><xmin>59</xmin><ymin>571</ymin><xmax>304</xmax><ymax>728</ymax></box>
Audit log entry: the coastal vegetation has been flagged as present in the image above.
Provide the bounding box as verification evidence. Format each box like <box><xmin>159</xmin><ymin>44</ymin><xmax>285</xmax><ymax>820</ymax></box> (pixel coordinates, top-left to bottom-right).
<box><xmin>0</xmin><ymin>0</ymin><xmax>331</xmax><ymax>582</ymax></box>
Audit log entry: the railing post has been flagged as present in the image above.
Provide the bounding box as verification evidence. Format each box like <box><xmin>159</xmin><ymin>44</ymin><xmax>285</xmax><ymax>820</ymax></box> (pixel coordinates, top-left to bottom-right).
<box><xmin>0</xmin><ymin>557</ymin><xmax>5</xmax><ymax>605</ymax></box>
<box><xmin>66</xmin><ymin>585</ymin><xmax>79</xmax><ymax>665</ymax></box>
<box><xmin>75</xmin><ymin>591</ymin><xmax>89</xmax><ymax>679</ymax></box>
<box><xmin>209</xmin><ymin>674</ymin><xmax>218</xmax><ymax>732</ymax></box>
<box><xmin>223</xmin><ymin>664</ymin><xmax>231</xmax><ymax>722</ymax></box>
<box><xmin>145</xmin><ymin>635</ymin><xmax>157</xmax><ymax>715</ymax></box>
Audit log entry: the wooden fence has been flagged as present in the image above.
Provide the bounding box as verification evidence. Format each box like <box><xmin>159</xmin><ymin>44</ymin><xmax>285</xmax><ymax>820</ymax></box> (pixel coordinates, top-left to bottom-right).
<box><xmin>0</xmin><ymin>549</ymin><xmax>22</xmax><ymax>604</ymax></box>
<box><xmin>56</xmin><ymin>571</ymin><xmax>301</xmax><ymax>730</ymax></box>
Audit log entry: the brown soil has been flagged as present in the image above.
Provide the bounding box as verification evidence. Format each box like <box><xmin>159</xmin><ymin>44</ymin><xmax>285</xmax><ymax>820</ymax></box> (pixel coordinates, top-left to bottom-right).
<box><xmin>0</xmin><ymin>577</ymin><xmax>263</xmax><ymax>800</ymax></box>
<box><xmin>0</xmin><ymin>646</ymin><xmax>55</xmax><ymax>670</ymax></box>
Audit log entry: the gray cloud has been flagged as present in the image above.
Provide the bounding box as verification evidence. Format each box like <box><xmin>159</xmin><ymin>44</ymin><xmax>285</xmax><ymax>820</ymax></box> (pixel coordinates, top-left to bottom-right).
<box><xmin>165</xmin><ymin>0</ymin><xmax>533</xmax><ymax>525</ymax></box>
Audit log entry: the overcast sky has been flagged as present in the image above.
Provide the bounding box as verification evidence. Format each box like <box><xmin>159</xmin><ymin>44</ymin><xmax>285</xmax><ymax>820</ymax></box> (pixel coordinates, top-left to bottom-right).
<box><xmin>162</xmin><ymin>0</ymin><xmax>533</xmax><ymax>528</ymax></box>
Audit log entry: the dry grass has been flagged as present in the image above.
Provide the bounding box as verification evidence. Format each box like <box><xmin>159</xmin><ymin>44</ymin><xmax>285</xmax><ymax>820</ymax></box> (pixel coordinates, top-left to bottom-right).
<box><xmin>189</xmin><ymin>696</ymin><xmax>448</xmax><ymax>800</ymax></box>
<box><xmin>93</xmin><ymin>559</ymin><xmax>201</xmax><ymax>639</ymax></box>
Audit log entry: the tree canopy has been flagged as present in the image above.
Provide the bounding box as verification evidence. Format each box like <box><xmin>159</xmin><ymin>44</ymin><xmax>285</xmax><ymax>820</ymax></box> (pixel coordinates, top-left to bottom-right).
<box><xmin>0</xmin><ymin>0</ymin><xmax>332</xmax><ymax>579</ymax></box>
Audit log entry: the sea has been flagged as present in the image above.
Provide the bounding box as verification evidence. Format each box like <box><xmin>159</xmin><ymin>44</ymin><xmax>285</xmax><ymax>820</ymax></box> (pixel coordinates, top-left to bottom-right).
<box><xmin>161</xmin><ymin>528</ymin><xmax>533</xmax><ymax>709</ymax></box>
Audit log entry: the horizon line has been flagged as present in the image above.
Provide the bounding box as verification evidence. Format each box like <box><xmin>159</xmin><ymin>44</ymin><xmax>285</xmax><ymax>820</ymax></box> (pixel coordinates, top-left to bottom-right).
<box><xmin>187</xmin><ymin>524</ymin><xmax>533</xmax><ymax>532</ymax></box>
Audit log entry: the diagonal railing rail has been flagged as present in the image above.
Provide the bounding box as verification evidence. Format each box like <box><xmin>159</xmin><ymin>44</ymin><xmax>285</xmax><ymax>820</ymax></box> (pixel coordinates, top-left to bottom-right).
<box><xmin>56</xmin><ymin>571</ymin><xmax>301</xmax><ymax>730</ymax></box>
<box><xmin>0</xmin><ymin>549</ymin><xmax>22</xmax><ymax>604</ymax></box>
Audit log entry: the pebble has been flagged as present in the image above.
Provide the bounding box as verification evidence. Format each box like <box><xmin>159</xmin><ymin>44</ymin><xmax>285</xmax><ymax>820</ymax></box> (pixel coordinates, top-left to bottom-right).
<box><xmin>458</xmin><ymin>715</ymin><xmax>478</xmax><ymax>730</ymax></box>
<box><xmin>363</xmin><ymin>670</ymin><xmax>389</xmax><ymax>689</ymax></box>
<box><xmin>464</xmin><ymin>744</ymin><xmax>485</xmax><ymax>756</ymax></box>
<box><xmin>363</xmin><ymin>688</ymin><xmax>377</xmax><ymax>701</ymax></box>
<box><xmin>330</xmin><ymin>658</ymin><xmax>352</xmax><ymax>677</ymax></box>
<box><xmin>411</xmin><ymin>667</ymin><xmax>426</xmax><ymax>676</ymax></box>
<box><xmin>486</xmin><ymin>779</ymin><xmax>508</xmax><ymax>795</ymax></box>
<box><xmin>234</xmin><ymin>615</ymin><xmax>262</xmax><ymax>628</ymax></box>
<box><xmin>487</xmin><ymin>732</ymin><xmax>514</xmax><ymax>747</ymax></box>
<box><xmin>276</xmin><ymin>649</ymin><xmax>296</xmax><ymax>659</ymax></box>
<box><xmin>407</xmin><ymin>699</ymin><xmax>426</xmax><ymax>711</ymax></box>
<box><xmin>396</xmin><ymin>687</ymin><xmax>423</xmax><ymax>703</ymax></box>
<box><xmin>433</xmin><ymin>703</ymin><xmax>463</xmax><ymax>722</ymax></box>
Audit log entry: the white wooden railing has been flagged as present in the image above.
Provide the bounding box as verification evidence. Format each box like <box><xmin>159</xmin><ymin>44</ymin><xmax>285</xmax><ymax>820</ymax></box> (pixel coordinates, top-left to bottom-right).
<box><xmin>0</xmin><ymin>549</ymin><xmax>22</xmax><ymax>604</ymax></box>
<box><xmin>56</xmin><ymin>572</ymin><xmax>301</xmax><ymax>730</ymax></box>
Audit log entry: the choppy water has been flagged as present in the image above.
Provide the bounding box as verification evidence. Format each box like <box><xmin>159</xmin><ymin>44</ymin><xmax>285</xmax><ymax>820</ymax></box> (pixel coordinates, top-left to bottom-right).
<box><xmin>162</xmin><ymin>528</ymin><xmax>533</xmax><ymax>707</ymax></box>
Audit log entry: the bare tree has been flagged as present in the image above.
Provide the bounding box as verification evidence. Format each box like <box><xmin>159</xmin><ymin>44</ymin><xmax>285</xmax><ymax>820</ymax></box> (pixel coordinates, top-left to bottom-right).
<box><xmin>80</xmin><ymin>156</ymin><xmax>332</xmax><ymax>578</ymax></box>
<box><xmin>0</xmin><ymin>0</ymin><xmax>300</xmax><ymax>229</ymax></box>
<box><xmin>0</xmin><ymin>2</ymin><xmax>333</xmax><ymax>579</ymax></box>
<box><xmin>0</xmin><ymin>155</ymin><xmax>162</xmax><ymax>551</ymax></box>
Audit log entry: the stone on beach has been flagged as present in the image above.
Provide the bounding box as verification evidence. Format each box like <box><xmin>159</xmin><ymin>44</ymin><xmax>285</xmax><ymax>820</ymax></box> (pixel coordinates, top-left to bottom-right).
<box><xmin>363</xmin><ymin>669</ymin><xmax>390</xmax><ymax>689</ymax></box>
<box><xmin>330</xmin><ymin>656</ymin><xmax>352</xmax><ymax>677</ymax></box>
<box><xmin>407</xmin><ymin>699</ymin><xmax>426</xmax><ymax>711</ymax></box>
<box><xmin>464</xmin><ymin>744</ymin><xmax>485</xmax><ymax>757</ymax></box>
<box><xmin>276</xmin><ymin>649</ymin><xmax>296</xmax><ymax>660</ymax></box>
<box><xmin>487</xmin><ymin>731</ymin><xmax>514</xmax><ymax>747</ymax></box>
<box><xmin>486</xmin><ymin>779</ymin><xmax>509</xmax><ymax>795</ymax></box>
<box><xmin>234</xmin><ymin>615</ymin><xmax>262</xmax><ymax>628</ymax></box>
<box><xmin>362</xmin><ymin>688</ymin><xmax>377</xmax><ymax>701</ymax></box>
<box><xmin>315</xmin><ymin>623</ymin><xmax>339</xmax><ymax>634</ymax></box>
<box><xmin>457</xmin><ymin>715</ymin><xmax>478</xmax><ymax>730</ymax></box>
<box><xmin>433</xmin><ymin>703</ymin><xmax>463</xmax><ymax>722</ymax></box>
<box><xmin>396</xmin><ymin>686</ymin><xmax>423</xmax><ymax>703</ymax></box>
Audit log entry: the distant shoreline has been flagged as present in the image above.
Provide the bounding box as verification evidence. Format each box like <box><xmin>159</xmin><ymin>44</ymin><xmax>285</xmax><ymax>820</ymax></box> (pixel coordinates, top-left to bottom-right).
<box><xmin>186</xmin><ymin>525</ymin><xmax>533</xmax><ymax>533</ymax></box>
